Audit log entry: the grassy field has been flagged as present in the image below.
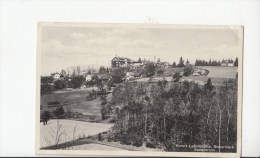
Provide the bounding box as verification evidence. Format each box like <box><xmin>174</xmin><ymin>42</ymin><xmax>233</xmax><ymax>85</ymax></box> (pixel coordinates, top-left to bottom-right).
<box><xmin>164</xmin><ymin>67</ymin><xmax>184</xmax><ymax>76</ymax></box>
<box><xmin>41</xmin><ymin>88</ymin><xmax>112</xmax><ymax>117</ymax></box>
<box><xmin>198</xmin><ymin>66</ymin><xmax>238</xmax><ymax>79</ymax></box>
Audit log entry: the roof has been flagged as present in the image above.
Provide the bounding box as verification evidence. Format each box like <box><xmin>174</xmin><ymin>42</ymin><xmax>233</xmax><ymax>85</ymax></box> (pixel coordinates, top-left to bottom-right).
<box><xmin>111</xmin><ymin>56</ymin><xmax>135</xmax><ymax>62</ymax></box>
<box><xmin>51</xmin><ymin>72</ymin><xmax>60</xmax><ymax>76</ymax></box>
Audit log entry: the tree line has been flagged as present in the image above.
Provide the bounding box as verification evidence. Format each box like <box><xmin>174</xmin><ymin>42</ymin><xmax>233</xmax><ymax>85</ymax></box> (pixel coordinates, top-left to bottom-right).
<box><xmin>195</xmin><ymin>58</ymin><xmax>238</xmax><ymax>67</ymax></box>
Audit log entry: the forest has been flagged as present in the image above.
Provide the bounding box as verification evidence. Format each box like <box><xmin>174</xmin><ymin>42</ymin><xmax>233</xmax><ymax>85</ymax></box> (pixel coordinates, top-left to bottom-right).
<box><xmin>104</xmin><ymin>78</ymin><xmax>238</xmax><ymax>152</ymax></box>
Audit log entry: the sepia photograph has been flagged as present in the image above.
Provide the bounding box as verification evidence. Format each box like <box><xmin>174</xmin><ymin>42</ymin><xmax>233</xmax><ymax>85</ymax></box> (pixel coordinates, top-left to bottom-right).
<box><xmin>36</xmin><ymin>23</ymin><xmax>243</xmax><ymax>157</ymax></box>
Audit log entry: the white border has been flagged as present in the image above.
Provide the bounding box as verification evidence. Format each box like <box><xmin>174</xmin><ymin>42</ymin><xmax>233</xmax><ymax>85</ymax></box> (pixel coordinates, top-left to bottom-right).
<box><xmin>0</xmin><ymin>0</ymin><xmax>259</xmax><ymax>157</ymax></box>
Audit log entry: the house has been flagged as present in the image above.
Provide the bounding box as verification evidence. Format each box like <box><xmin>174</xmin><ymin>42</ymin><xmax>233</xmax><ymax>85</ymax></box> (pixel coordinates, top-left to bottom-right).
<box><xmin>51</xmin><ymin>72</ymin><xmax>60</xmax><ymax>80</ymax></box>
<box><xmin>221</xmin><ymin>59</ymin><xmax>234</xmax><ymax>67</ymax></box>
<box><xmin>125</xmin><ymin>72</ymin><xmax>135</xmax><ymax>81</ymax></box>
<box><xmin>111</xmin><ymin>56</ymin><xmax>135</xmax><ymax>68</ymax></box>
<box><xmin>80</xmin><ymin>85</ymin><xmax>86</xmax><ymax>89</ymax></box>
<box><xmin>131</xmin><ymin>62</ymin><xmax>144</xmax><ymax>70</ymax></box>
<box><xmin>221</xmin><ymin>60</ymin><xmax>228</xmax><ymax>66</ymax></box>
<box><xmin>85</xmin><ymin>74</ymin><xmax>93</xmax><ymax>82</ymax></box>
<box><xmin>227</xmin><ymin>62</ymin><xmax>234</xmax><ymax>67</ymax></box>
<box><xmin>156</xmin><ymin>62</ymin><xmax>169</xmax><ymax>69</ymax></box>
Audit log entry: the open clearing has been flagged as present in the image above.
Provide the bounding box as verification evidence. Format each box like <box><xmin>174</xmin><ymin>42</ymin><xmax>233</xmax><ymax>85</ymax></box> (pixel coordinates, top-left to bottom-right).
<box><xmin>198</xmin><ymin>66</ymin><xmax>238</xmax><ymax>79</ymax></box>
<box><xmin>40</xmin><ymin>119</ymin><xmax>114</xmax><ymax>148</ymax></box>
<box><xmin>41</xmin><ymin>88</ymin><xmax>112</xmax><ymax>116</ymax></box>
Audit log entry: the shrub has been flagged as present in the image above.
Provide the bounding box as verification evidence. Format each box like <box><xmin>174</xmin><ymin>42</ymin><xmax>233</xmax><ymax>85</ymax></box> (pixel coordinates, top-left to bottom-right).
<box><xmin>120</xmin><ymin>133</ymin><xmax>131</xmax><ymax>145</ymax></box>
<box><xmin>40</xmin><ymin>110</ymin><xmax>51</xmax><ymax>124</ymax></box>
<box><xmin>54</xmin><ymin>80</ymin><xmax>66</xmax><ymax>90</ymax></box>
<box><xmin>107</xmin><ymin>135</ymin><xmax>112</xmax><ymax>142</ymax></box>
<box><xmin>98</xmin><ymin>133</ymin><xmax>102</xmax><ymax>141</ymax></box>
<box><xmin>133</xmin><ymin>137</ymin><xmax>143</xmax><ymax>147</ymax></box>
<box><xmin>157</xmin><ymin>69</ymin><xmax>164</xmax><ymax>76</ymax></box>
<box><xmin>165</xmin><ymin>140</ymin><xmax>174</xmax><ymax>151</ymax></box>
<box><xmin>172</xmin><ymin>72</ymin><xmax>181</xmax><ymax>82</ymax></box>
<box><xmin>53</xmin><ymin>106</ymin><xmax>65</xmax><ymax>118</ymax></box>
<box><xmin>71</xmin><ymin>75</ymin><xmax>85</xmax><ymax>89</ymax></box>
<box><xmin>146</xmin><ymin>141</ymin><xmax>157</xmax><ymax>148</ymax></box>
<box><xmin>183</xmin><ymin>64</ymin><xmax>193</xmax><ymax>76</ymax></box>
<box><xmin>144</xmin><ymin>62</ymin><xmax>155</xmax><ymax>77</ymax></box>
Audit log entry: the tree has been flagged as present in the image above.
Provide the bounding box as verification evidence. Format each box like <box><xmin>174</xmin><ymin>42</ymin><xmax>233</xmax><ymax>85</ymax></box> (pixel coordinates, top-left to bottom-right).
<box><xmin>41</xmin><ymin>76</ymin><xmax>54</xmax><ymax>84</ymax></box>
<box><xmin>186</xmin><ymin>59</ymin><xmax>189</xmax><ymax>65</ymax></box>
<box><xmin>100</xmin><ymin>95</ymin><xmax>108</xmax><ymax>120</ymax></box>
<box><xmin>71</xmin><ymin>75</ymin><xmax>85</xmax><ymax>88</ymax></box>
<box><xmin>111</xmin><ymin>67</ymin><xmax>126</xmax><ymax>84</ymax></box>
<box><xmin>98</xmin><ymin>66</ymin><xmax>107</xmax><ymax>74</ymax></box>
<box><xmin>60</xmin><ymin>69</ymin><xmax>66</xmax><ymax>76</ymax></box>
<box><xmin>41</xmin><ymin>76</ymin><xmax>54</xmax><ymax>95</ymax></box>
<box><xmin>40</xmin><ymin>111</ymin><xmax>51</xmax><ymax>125</ymax></box>
<box><xmin>65</xmin><ymin>108</ymin><xmax>73</xmax><ymax>118</ymax></box>
<box><xmin>54</xmin><ymin>80</ymin><xmax>66</xmax><ymax>90</ymax></box>
<box><xmin>76</xmin><ymin>65</ymin><xmax>81</xmax><ymax>75</ymax></box>
<box><xmin>172</xmin><ymin>72</ymin><xmax>181</xmax><ymax>82</ymax></box>
<box><xmin>157</xmin><ymin>69</ymin><xmax>164</xmax><ymax>76</ymax></box>
<box><xmin>204</xmin><ymin>78</ymin><xmax>214</xmax><ymax>92</ymax></box>
<box><xmin>172</xmin><ymin>62</ymin><xmax>176</xmax><ymax>68</ymax></box>
<box><xmin>234</xmin><ymin>58</ymin><xmax>238</xmax><ymax>66</ymax></box>
<box><xmin>157</xmin><ymin>58</ymin><xmax>160</xmax><ymax>63</ymax></box>
<box><xmin>138</xmin><ymin>57</ymin><xmax>142</xmax><ymax>62</ymax></box>
<box><xmin>53</xmin><ymin>107</ymin><xmax>65</xmax><ymax>118</ymax></box>
<box><xmin>183</xmin><ymin>64</ymin><xmax>193</xmax><ymax>76</ymax></box>
<box><xmin>144</xmin><ymin>62</ymin><xmax>155</xmax><ymax>77</ymax></box>
<box><xmin>177</xmin><ymin>57</ymin><xmax>185</xmax><ymax>67</ymax></box>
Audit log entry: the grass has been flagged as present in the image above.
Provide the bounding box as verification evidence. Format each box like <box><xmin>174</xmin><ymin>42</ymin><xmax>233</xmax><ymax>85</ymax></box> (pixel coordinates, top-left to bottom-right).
<box><xmin>41</xmin><ymin>89</ymin><xmax>112</xmax><ymax>117</ymax></box>
<box><xmin>197</xmin><ymin>66</ymin><xmax>238</xmax><ymax>79</ymax></box>
<box><xmin>163</xmin><ymin>67</ymin><xmax>184</xmax><ymax>76</ymax></box>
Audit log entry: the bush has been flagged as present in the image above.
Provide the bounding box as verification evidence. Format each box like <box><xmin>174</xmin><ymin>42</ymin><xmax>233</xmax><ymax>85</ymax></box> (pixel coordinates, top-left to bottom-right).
<box><xmin>120</xmin><ymin>133</ymin><xmax>131</xmax><ymax>145</ymax></box>
<box><xmin>172</xmin><ymin>72</ymin><xmax>181</xmax><ymax>82</ymax></box>
<box><xmin>71</xmin><ymin>75</ymin><xmax>85</xmax><ymax>89</ymax></box>
<box><xmin>146</xmin><ymin>141</ymin><xmax>157</xmax><ymax>148</ymax></box>
<box><xmin>157</xmin><ymin>69</ymin><xmax>164</xmax><ymax>76</ymax></box>
<box><xmin>41</xmin><ymin>84</ymin><xmax>54</xmax><ymax>95</ymax></box>
<box><xmin>98</xmin><ymin>133</ymin><xmax>102</xmax><ymax>141</ymax></box>
<box><xmin>54</xmin><ymin>80</ymin><xmax>66</xmax><ymax>90</ymax></box>
<box><xmin>144</xmin><ymin>62</ymin><xmax>155</xmax><ymax>77</ymax></box>
<box><xmin>40</xmin><ymin>110</ymin><xmax>51</xmax><ymax>124</ymax></box>
<box><xmin>132</xmin><ymin>136</ymin><xmax>143</xmax><ymax>147</ymax></box>
<box><xmin>107</xmin><ymin>135</ymin><xmax>112</xmax><ymax>142</ymax></box>
<box><xmin>183</xmin><ymin>64</ymin><xmax>193</xmax><ymax>76</ymax></box>
<box><xmin>53</xmin><ymin>106</ymin><xmax>65</xmax><ymax>118</ymax></box>
<box><xmin>165</xmin><ymin>140</ymin><xmax>174</xmax><ymax>151</ymax></box>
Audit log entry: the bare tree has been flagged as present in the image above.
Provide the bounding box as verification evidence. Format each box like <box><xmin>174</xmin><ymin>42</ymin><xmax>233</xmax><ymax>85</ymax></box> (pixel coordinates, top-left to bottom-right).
<box><xmin>48</xmin><ymin>120</ymin><xmax>65</xmax><ymax>146</ymax></box>
<box><xmin>76</xmin><ymin>65</ymin><xmax>81</xmax><ymax>76</ymax></box>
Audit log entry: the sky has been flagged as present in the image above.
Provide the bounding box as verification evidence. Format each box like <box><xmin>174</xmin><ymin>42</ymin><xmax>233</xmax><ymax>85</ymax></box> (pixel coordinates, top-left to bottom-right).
<box><xmin>40</xmin><ymin>24</ymin><xmax>243</xmax><ymax>76</ymax></box>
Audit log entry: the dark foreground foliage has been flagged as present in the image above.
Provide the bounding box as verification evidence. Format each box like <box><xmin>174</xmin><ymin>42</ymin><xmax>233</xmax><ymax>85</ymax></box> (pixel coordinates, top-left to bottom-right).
<box><xmin>106</xmin><ymin>79</ymin><xmax>237</xmax><ymax>152</ymax></box>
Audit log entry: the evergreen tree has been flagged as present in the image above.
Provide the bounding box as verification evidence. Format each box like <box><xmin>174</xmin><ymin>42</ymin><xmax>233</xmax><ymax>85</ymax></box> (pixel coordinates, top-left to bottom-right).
<box><xmin>172</xmin><ymin>61</ymin><xmax>176</xmax><ymax>68</ymax></box>
<box><xmin>204</xmin><ymin>78</ymin><xmax>213</xmax><ymax>92</ymax></box>
<box><xmin>234</xmin><ymin>58</ymin><xmax>238</xmax><ymax>66</ymax></box>
<box><xmin>209</xmin><ymin>59</ymin><xmax>212</xmax><ymax>66</ymax></box>
<box><xmin>186</xmin><ymin>59</ymin><xmax>189</xmax><ymax>65</ymax></box>
<box><xmin>138</xmin><ymin>57</ymin><xmax>142</xmax><ymax>63</ymax></box>
<box><xmin>195</xmin><ymin>60</ymin><xmax>198</xmax><ymax>66</ymax></box>
<box><xmin>177</xmin><ymin>57</ymin><xmax>185</xmax><ymax>67</ymax></box>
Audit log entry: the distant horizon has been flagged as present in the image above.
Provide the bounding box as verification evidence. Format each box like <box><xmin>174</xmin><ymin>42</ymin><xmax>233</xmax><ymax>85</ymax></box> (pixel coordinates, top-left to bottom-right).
<box><xmin>40</xmin><ymin>24</ymin><xmax>242</xmax><ymax>76</ymax></box>
<box><xmin>41</xmin><ymin>56</ymin><xmax>238</xmax><ymax>76</ymax></box>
